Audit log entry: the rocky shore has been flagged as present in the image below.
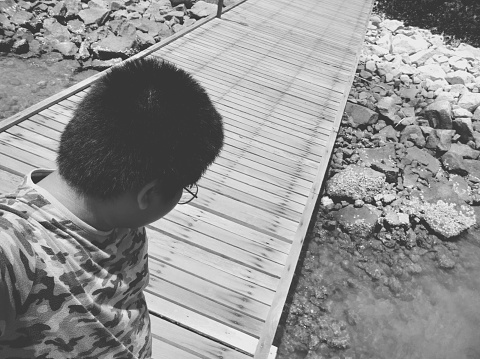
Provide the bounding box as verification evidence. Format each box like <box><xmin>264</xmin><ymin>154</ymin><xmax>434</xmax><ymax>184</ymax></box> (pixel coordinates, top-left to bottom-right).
<box><xmin>276</xmin><ymin>15</ymin><xmax>480</xmax><ymax>359</ymax></box>
<box><xmin>0</xmin><ymin>0</ymin><xmax>230</xmax><ymax>70</ymax></box>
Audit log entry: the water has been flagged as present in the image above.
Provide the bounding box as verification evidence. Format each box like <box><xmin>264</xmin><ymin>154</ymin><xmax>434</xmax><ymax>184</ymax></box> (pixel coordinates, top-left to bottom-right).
<box><xmin>276</xmin><ymin>216</ymin><xmax>480</xmax><ymax>359</ymax></box>
<box><xmin>0</xmin><ymin>54</ymin><xmax>98</xmax><ymax>121</ymax></box>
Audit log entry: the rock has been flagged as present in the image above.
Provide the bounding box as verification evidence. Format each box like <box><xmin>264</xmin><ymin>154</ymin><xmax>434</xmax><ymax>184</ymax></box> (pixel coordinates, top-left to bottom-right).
<box><xmin>399</xmin><ymin>86</ymin><xmax>420</xmax><ymax>102</ymax></box>
<box><xmin>381</xmin><ymin>19</ymin><xmax>404</xmax><ymax>32</ymax></box>
<box><xmin>43</xmin><ymin>18</ymin><xmax>71</xmax><ymax>42</ymax></box>
<box><xmin>456</xmin><ymin>43</ymin><xmax>480</xmax><ymax>59</ymax></box>
<box><xmin>441</xmin><ymin>152</ymin><xmax>468</xmax><ymax>176</ymax></box>
<box><xmin>452</xmin><ymin>107</ymin><xmax>473</xmax><ymax>118</ymax></box>
<box><xmin>53</xmin><ymin>41</ymin><xmax>78</xmax><ymax>57</ymax></box>
<box><xmin>135</xmin><ymin>30</ymin><xmax>155</xmax><ymax>48</ymax></box>
<box><xmin>416</xmin><ymin>64</ymin><xmax>446</xmax><ymax>81</ymax></box>
<box><xmin>449</xmin><ymin>143</ymin><xmax>480</xmax><ymax>159</ymax></box>
<box><xmin>436</xmin><ymin>92</ymin><xmax>456</xmax><ymax>104</ymax></box>
<box><xmin>473</xmin><ymin>107</ymin><xmax>480</xmax><ymax>121</ymax></box>
<box><xmin>91</xmin><ymin>34</ymin><xmax>137</xmax><ymax>59</ymax></box>
<box><xmin>326</xmin><ymin>165</ymin><xmax>386</xmax><ymax>201</ymax></box>
<box><xmin>392</xmin><ymin>34</ymin><xmax>429</xmax><ymax>55</ymax></box>
<box><xmin>410</xmin><ymin>48</ymin><xmax>435</xmax><ymax>66</ymax></box>
<box><xmin>333</xmin><ymin>204</ymin><xmax>380</xmax><ymax>238</ymax></box>
<box><xmin>425</xmin><ymin>129</ymin><xmax>455</xmax><ymax>152</ymax></box>
<box><xmin>437</xmin><ymin>253</ymin><xmax>455</xmax><ymax>269</ymax></box>
<box><xmin>377</xmin><ymin>96</ymin><xmax>398</xmax><ymax>120</ymax></box>
<box><xmin>78</xmin><ymin>7</ymin><xmax>110</xmax><ymax>25</ymax></box>
<box><xmin>10</xmin><ymin>9</ymin><xmax>33</xmax><ymax>26</ymax></box>
<box><xmin>425</xmin><ymin>100</ymin><xmax>452</xmax><ymax>129</ymax></box>
<box><xmin>402</xmin><ymin>188</ymin><xmax>476</xmax><ymax>238</ymax></box>
<box><xmin>76</xmin><ymin>41</ymin><xmax>91</xmax><ymax>60</ymax></box>
<box><xmin>378</xmin><ymin>125</ymin><xmax>398</xmax><ymax>142</ymax></box>
<box><xmin>445</xmin><ymin>70</ymin><xmax>475</xmax><ymax>85</ymax></box>
<box><xmin>400</xmin><ymin>125</ymin><xmax>425</xmax><ymax>147</ymax></box>
<box><xmin>450</xmin><ymin>174</ymin><xmax>471</xmax><ymax>202</ymax></box>
<box><xmin>405</xmin><ymin>146</ymin><xmax>440</xmax><ymax>174</ymax></box>
<box><xmin>189</xmin><ymin>1</ymin><xmax>217</xmax><ymax>19</ymax></box>
<box><xmin>371</xmin><ymin>163</ymin><xmax>399</xmax><ymax>183</ymax></box>
<box><xmin>67</xmin><ymin>19</ymin><xmax>86</xmax><ymax>35</ymax></box>
<box><xmin>11</xmin><ymin>38</ymin><xmax>29</xmax><ymax>54</ymax></box>
<box><xmin>90</xmin><ymin>57</ymin><xmax>123</xmax><ymax>70</ymax></box>
<box><xmin>458</xmin><ymin>92</ymin><xmax>480</xmax><ymax>113</ymax></box>
<box><xmin>465</xmin><ymin>159</ymin><xmax>480</xmax><ymax>183</ymax></box>
<box><xmin>453</xmin><ymin>118</ymin><xmax>474</xmax><ymax>142</ymax></box>
<box><xmin>156</xmin><ymin>22</ymin><xmax>174</xmax><ymax>38</ymax></box>
<box><xmin>384</xmin><ymin>211</ymin><xmax>410</xmax><ymax>227</ymax></box>
<box><xmin>345</xmin><ymin>102</ymin><xmax>378</xmax><ymax>127</ymax></box>
<box><xmin>357</xmin><ymin>143</ymin><xmax>396</xmax><ymax>167</ymax></box>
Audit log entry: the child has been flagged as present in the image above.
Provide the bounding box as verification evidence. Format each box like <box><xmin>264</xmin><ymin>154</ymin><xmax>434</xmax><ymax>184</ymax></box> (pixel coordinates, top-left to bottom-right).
<box><xmin>0</xmin><ymin>57</ymin><xmax>224</xmax><ymax>358</ymax></box>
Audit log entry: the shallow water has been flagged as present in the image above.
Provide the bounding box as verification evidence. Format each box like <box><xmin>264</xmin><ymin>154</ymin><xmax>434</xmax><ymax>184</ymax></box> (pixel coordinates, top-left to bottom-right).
<box><xmin>0</xmin><ymin>55</ymin><xmax>98</xmax><ymax>121</ymax></box>
<box><xmin>276</xmin><ymin>222</ymin><xmax>480</xmax><ymax>359</ymax></box>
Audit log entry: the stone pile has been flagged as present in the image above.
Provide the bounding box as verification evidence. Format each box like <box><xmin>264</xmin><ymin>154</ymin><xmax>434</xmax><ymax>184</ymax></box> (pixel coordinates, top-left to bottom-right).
<box><xmin>0</xmin><ymin>0</ymin><xmax>231</xmax><ymax>69</ymax></box>
<box><xmin>322</xmin><ymin>16</ymin><xmax>480</xmax><ymax>254</ymax></box>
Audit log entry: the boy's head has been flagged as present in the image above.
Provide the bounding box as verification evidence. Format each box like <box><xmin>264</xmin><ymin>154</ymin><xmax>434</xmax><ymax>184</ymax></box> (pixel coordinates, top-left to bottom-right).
<box><xmin>57</xmin><ymin>57</ymin><xmax>223</xmax><ymax>223</ymax></box>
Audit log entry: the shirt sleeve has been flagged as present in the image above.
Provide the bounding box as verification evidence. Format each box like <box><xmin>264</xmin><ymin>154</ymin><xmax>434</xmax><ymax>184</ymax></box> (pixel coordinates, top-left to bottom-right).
<box><xmin>0</xmin><ymin>219</ymin><xmax>37</xmax><ymax>338</ymax></box>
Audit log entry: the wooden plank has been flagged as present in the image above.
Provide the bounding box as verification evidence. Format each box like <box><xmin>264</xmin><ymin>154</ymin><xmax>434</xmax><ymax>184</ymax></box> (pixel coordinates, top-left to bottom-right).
<box><xmin>147</xmin><ymin>292</ymin><xmax>258</xmax><ymax>355</ymax></box>
<box><xmin>30</xmin><ymin>113</ymin><xmax>66</xmax><ymax>133</ymax></box>
<box><xmin>150</xmin><ymin>314</ymin><xmax>252</xmax><ymax>359</ymax></box>
<box><xmin>0</xmin><ymin>168</ymin><xmax>23</xmax><ymax>194</ymax></box>
<box><xmin>150</xmin><ymin>217</ymin><xmax>286</xmax><ymax>276</ymax></box>
<box><xmin>148</xmin><ymin>259</ymin><xmax>270</xmax><ymax>321</ymax></box>
<box><xmin>6</xmin><ymin>127</ymin><xmax>59</xmax><ymax>152</ymax></box>
<box><xmin>147</xmin><ymin>240</ymin><xmax>277</xmax><ymax>304</ymax></box>
<box><xmin>167</xmin><ymin>37</ymin><xmax>350</xmax><ymax>93</ymax></box>
<box><xmin>153</xmin><ymin>50</ymin><xmax>343</xmax><ymax>108</ymax></box>
<box><xmin>198</xmin><ymin>176</ymin><xmax>304</xmax><ymax>222</ymax></box>
<box><xmin>0</xmin><ymin>136</ymin><xmax>55</xmax><ymax>169</ymax></box>
<box><xmin>0</xmin><ymin>132</ymin><xmax>57</xmax><ymax>163</ymax></box>
<box><xmin>0</xmin><ymin>152</ymin><xmax>35</xmax><ymax>176</ymax></box>
<box><xmin>162</xmin><ymin>210</ymin><xmax>290</xmax><ymax>265</ymax></box>
<box><xmin>165</xmin><ymin>204</ymin><xmax>292</xmax><ymax>254</ymax></box>
<box><xmin>152</xmin><ymin>336</ymin><xmax>203</xmax><ymax>359</ymax></box>
<box><xmin>17</xmin><ymin>119</ymin><xmax>62</xmax><ymax>141</ymax></box>
<box><xmin>146</xmin><ymin>276</ymin><xmax>264</xmax><ymax>337</ymax></box>
<box><xmin>147</xmin><ymin>228</ymin><xmax>279</xmax><ymax>290</ymax></box>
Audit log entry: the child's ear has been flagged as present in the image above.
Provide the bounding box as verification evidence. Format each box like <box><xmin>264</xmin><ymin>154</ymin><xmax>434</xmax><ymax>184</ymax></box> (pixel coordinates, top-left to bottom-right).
<box><xmin>137</xmin><ymin>180</ymin><xmax>158</xmax><ymax>210</ymax></box>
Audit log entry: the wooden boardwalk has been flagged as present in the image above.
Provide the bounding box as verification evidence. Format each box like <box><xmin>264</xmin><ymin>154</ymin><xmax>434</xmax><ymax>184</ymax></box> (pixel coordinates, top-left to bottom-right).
<box><xmin>0</xmin><ymin>0</ymin><xmax>374</xmax><ymax>357</ymax></box>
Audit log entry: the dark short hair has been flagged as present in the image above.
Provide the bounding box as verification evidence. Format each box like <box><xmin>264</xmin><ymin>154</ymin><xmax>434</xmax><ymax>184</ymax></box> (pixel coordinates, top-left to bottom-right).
<box><xmin>57</xmin><ymin>57</ymin><xmax>224</xmax><ymax>199</ymax></box>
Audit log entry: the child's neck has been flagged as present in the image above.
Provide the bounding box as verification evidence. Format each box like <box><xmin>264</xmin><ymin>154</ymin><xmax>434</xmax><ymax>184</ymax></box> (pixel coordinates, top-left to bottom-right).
<box><xmin>37</xmin><ymin>171</ymin><xmax>115</xmax><ymax>232</ymax></box>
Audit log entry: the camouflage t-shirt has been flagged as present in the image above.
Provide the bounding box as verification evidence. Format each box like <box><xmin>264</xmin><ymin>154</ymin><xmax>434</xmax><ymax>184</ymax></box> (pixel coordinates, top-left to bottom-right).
<box><xmin>0</xmin><ymin>169</ymin><xmax>151</xmax><ymax>359</ymax></box>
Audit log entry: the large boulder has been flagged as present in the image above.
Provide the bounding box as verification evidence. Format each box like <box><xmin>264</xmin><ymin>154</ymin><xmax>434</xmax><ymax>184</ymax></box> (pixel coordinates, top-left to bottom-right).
<box><xmin>416</xmin><ymin>64</ymin><xmax>446</xmax><ymax>81</ymax></box>
<box><xmin>357</xmin><ymin>143</ymin><xmax>396</xmax><ymax>167</ymax></box>
<box><xmin>91</xmin><ymin>34</ymin><xmax>137</xmax><ymax>59</ymax></box>
<box><xmin>78</xmin><ymin>7</ymin><xmax>110</xmax><ymax>25</ymax></box>
<box><xmin>425</xmin><ymin>129</ymin><xmax>455</xmax><ymax>152</ymax></box>
<box><xmin>391</xmin><ymin>34</ymin><xmax>429</xmax><ymax>55</ymax></box>
<box><xmin>424</xmin><ymin>100</ymin><xmax>452</xmax><ymax>129</ymax></box>
<box><xmin>405</xmin><ymin>146</ymin><xmax>440</xmax><ymax>174</ymax></box>
<box><xmin>333</xmin><ymin>205</ymin><xmax>381</xmax><ymax>238</ymax></box>
<box><xmin>400</xmin><ymin>125</ymin><xmax>426</xmax><ymax>147</ymax></box>
<box><xmin>189</xmin><ymin>1</ymin><xmax>217</xmax><ymax>19</ymax></box>
<box><xmin>43</xmin><ymin>18</ymin><xmax>71</xmax><ymax>42</ymax></box>
<box><xmin>326</xmin><ymin>165</ymin><xmax>386</xmax><ymax>201</ymax></box>
<box><xmin>402</xmin><ymin>182</ymin><xmax>475</xmax><ymax>238</ymax></box>
<box><xmin>445</xmin><ymin>70</ymin><xmax>476</xmax><ymax>85</ymax></box>
<box><xmin>345</xmin><ymin>102</ymin><xmax>378</xmax><ymax>127</ymax></box>
<box><xmin>458</xmin><ymin>92</ymin><xmax>480</xmax><ymax>113</ymax></box>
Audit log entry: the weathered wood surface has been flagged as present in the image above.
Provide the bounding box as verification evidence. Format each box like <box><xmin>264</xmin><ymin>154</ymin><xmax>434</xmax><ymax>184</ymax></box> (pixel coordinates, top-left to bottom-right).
<box><xmin>0</xmin><ymin>0</ymin><xmax>374</xmax><ymax>357</ymax></box>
